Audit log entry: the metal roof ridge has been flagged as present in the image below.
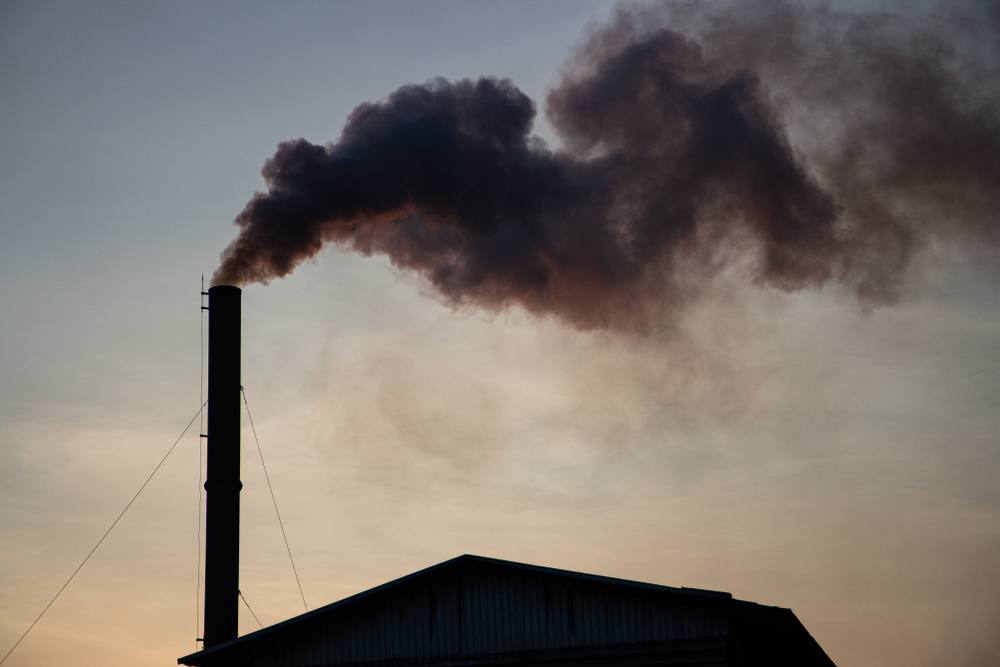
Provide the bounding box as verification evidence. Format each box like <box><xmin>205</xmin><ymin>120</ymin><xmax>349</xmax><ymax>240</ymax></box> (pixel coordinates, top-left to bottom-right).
<box><xmin>458</xmin><ymin>554</ymin><xmax>733</xmax><ymax>599</ymax></box>
<box><xmin>179</xmin><ymin>555</ymin><xmax>472</xmax><ymax>663</ymax></box>
<box><xmin>178</xmin><ymin>553</ymin><xmax>735</xmax><ymax>664</ymax></box>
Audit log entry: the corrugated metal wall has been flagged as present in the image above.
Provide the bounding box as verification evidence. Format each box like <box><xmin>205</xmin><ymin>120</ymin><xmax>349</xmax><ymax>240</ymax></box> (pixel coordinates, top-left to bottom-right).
<box><xmin>254</xmin><ymin>568</ymin><xmax>728</xmax><ymax>667</ymax></box>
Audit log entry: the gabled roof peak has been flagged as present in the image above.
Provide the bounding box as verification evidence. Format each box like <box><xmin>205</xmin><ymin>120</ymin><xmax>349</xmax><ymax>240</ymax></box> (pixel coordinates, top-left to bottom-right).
<box><xmin>448</xmin><ymin>554</ymin><xmax>732</xmax><ymax>599</ymax></box>
<box><xmin>181</xmin><ymin>554</ymin><xmax>736</xmax><ymax>663</ymax></box>
<box><xmin>179</xmin><ymin>554</ymin><xmax>823</xmax><ymax>667</ymax></box>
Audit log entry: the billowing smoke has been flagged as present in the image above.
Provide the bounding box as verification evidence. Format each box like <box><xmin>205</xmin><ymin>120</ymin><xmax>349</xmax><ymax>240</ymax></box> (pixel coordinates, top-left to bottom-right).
<box><xmin>213</xmin><ymin>0</ymin><xmax>1000</xmax><ymax>331</ymax></box>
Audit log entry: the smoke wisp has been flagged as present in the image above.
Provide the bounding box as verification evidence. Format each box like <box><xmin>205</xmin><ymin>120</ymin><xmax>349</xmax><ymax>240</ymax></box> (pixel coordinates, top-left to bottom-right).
<box><xmin>214</xmin><ymin>0</ymin><xmax>1000</xmax><ymax>332</ymax></box>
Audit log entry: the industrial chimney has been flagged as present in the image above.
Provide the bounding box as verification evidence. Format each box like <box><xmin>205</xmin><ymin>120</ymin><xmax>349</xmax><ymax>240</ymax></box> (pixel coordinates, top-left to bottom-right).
<box><xmin>203</xmin><ymin>285</ymin><xmax>241</xmax><ymax>648</ymax></box>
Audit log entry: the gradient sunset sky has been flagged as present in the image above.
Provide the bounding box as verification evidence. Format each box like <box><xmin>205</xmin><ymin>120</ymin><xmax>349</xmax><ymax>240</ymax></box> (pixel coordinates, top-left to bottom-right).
<box><xmin>1</xmin><ymin>2</ymin><xmax>998</xmax><ymax>666</ymax></box>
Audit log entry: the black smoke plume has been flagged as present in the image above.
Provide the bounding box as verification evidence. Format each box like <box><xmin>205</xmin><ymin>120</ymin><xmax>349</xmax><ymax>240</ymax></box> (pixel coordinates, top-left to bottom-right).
<box><xmin>214</xmin><ymin>0</ymin><xmax>1000</xmax><ymax>331</ymax></box>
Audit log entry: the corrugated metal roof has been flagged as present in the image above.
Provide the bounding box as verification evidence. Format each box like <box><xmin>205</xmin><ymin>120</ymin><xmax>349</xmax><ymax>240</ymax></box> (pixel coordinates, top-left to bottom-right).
<box><xmin>179</xmin><ymin>554</ymin><xmax>834</xmax><ymax>667</ymax></box>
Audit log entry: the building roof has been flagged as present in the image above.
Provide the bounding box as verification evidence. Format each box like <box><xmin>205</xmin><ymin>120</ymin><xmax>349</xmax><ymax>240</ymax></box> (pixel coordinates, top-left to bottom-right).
<box><xmin>179</xmin><ymin>554</ymin><xmax>835</xmax><ymax>667</ymax></box>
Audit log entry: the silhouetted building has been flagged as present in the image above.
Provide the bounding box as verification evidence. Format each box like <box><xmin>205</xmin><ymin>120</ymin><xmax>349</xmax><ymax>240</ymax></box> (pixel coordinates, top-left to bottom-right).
<box><xmin>191</xmin><ymin>289</ymin><xmax>834</xmax><ymax>666</ymax></box>
<box><xmin>178</xmin><ymin>554</ymin><xmax>835</xmax><ymax>667</ymax></box>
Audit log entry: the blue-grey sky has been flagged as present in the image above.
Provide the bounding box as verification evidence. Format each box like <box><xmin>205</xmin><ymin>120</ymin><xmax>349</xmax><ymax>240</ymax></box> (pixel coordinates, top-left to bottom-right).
<box><xmin>1</xmin><ymin>2</ymin><xmax>998</xmax><ymax>667</ymax></box>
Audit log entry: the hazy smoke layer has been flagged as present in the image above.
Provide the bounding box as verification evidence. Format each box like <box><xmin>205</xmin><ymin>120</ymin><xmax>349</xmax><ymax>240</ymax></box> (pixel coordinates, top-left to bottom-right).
<box><xmin>214</xmin><ymin>0</ymin><xmax>1000</xmax><ymax>331</ymax></box>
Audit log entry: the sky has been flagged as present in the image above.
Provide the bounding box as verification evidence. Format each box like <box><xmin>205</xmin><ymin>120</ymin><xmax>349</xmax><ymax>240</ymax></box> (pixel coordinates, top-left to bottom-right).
<box><xmin>1</xmin><ymin>2</ymin><xmax>998</xmax><ymax>666</ymax></box>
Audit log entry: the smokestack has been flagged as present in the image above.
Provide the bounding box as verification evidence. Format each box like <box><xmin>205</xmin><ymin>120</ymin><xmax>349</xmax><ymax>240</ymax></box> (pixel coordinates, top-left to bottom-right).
<box><xmin>203</xmin><ymin>285</ymin><xmax>241</xmax><ymax>648</ymax></box>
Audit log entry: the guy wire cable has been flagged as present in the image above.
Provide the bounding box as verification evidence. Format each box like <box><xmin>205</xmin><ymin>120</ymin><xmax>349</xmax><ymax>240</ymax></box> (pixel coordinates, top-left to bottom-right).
<box><xmin>239</xmin><ymin>590</ymin><xmax>264</xmax><ymax>629</ymax></box>
<box><xmin>241</xmin><ymin>387</ymin><xmax>309</xmax><ymax>612</ymax></box>
<box><xmin>0</xmin><ymin>401</ymin><xmax>207</xmax><ymax>666</ymax></box>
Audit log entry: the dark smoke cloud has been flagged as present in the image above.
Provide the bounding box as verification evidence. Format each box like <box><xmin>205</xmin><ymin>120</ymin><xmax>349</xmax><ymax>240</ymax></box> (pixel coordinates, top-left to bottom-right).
<box><xmin>214</xmin><ymin>0</ymin><xmax>1000</xmax><ymax>332</ymax></box>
